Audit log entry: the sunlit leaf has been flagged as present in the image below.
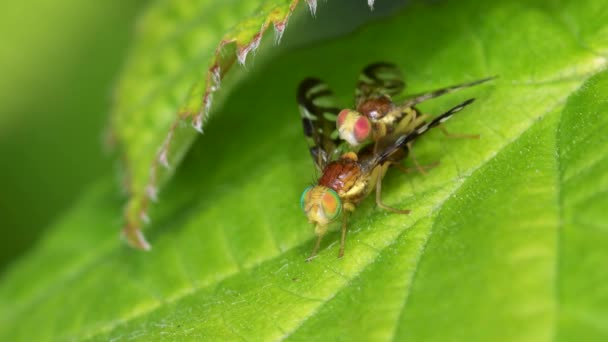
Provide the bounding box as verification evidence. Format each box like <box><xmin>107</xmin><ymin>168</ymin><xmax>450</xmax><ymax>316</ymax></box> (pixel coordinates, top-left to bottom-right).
<box><xmin>1</xmin><ymin>0</ymin><xmax>607</xmax><ymax>340</ymax></box>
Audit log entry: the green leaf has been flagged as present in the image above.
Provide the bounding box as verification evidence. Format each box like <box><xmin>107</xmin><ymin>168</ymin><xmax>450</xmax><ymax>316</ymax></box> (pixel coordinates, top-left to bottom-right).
<box><xmin>111</xmin><ymin>0</ymin><xmax>332</xmax><ymax>249</ymax></box>
<box><xmin>0</xmin><ymin>0</ymin><xmax>146</xmax><ymax>268</ymax></box>
<box><xmin>2</xmin><ymin>0</ymin><xmax>608</xmax><ymax>340</ymax></box>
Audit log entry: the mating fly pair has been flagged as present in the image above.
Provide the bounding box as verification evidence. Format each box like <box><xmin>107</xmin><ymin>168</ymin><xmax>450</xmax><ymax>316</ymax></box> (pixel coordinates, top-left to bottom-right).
<box><xmin>297</xmin><ymin>62</ymin><xmax>494</xmax><ymax>261</ymax></box>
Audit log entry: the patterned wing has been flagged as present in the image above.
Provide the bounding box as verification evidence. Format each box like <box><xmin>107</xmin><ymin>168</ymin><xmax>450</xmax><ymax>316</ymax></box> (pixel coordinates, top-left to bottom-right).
<box><xmin>297</xmin><ymin>78</ymin><xmax>343</xmax><ymax>170</ymax></box>
<box><xmin>400</xmin><ymin>76</ymin><xmax>496</xmax><ymax>108</ymax></box>
<box><xmin>370</xmin><ymin>98</ymin><xmax>476</xmax><ymax>168</ymax></box>
<box><xmin>355</xmin><ymin>62</ymin><xmax>405</xmax><ymax>106</ymax></box>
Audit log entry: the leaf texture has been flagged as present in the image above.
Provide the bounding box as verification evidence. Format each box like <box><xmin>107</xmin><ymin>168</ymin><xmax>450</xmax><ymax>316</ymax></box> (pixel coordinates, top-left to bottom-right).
<box><xmin>1</xmin><ymin>0</ymin><xmax>607</xmax><ymax>340</ymax></box>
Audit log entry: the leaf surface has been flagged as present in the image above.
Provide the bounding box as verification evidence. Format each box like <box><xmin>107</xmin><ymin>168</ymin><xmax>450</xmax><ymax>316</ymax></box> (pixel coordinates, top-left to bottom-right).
<box><xmin>111</xmin><ymin>0</ymin><xmax>327</xmax><ymax>248</ymax></box>
<box><xmin>1</xmin><ymin>0</ymin><xmax>608</xmax><ymax>340</ymax></box>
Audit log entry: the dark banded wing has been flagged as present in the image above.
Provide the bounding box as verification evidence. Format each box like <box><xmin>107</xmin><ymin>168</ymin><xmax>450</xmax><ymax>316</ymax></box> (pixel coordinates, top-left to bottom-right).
<box><xmin>297</xmin><ymin>78</ymin><xmax>342</xmax><ymax>170</ymax></box>
<box><xmin>355</xmin><ymin>62</ymin><xmax>405</xmax><ymax>106</ymax></box>
<box><xmin>400</xmin><ymin>76</ymin><xmax>496</xmax><ymax>108</ymax></box>
<box><xmin>369</xmin><ymin>98</ymin><xmax>476</xmax><ymax>168</ymax></box>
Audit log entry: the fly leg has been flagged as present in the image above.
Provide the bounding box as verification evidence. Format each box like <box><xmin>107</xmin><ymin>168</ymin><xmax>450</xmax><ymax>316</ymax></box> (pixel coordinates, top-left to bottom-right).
<box><xmin>306</xmin><ymin>235</ymin><xmax>323</xmax><ymax>262</ymax></box>
<box><xmin>338</xmin><ymin>203</ymin><xmax>354</xmax><ymax>258</ymax></box>
<box><xmin>392</xmin><ymin>160</ymin><xmax>440</xmax><ymax>174</ymax></box>
<box><xmin>375</xmin><ymin>175</ymin><xmax>411</xmax><ymax>214</ymax></box>
<box><xmin>409</xmin><ymin>142</ymin><xmax>430</xmax><ymax>175</ymax></box>
<box><xmin>307</xmin><ymin>224</ymin><xmax>328</xmax><ymax>262</ymax></box>
<box><xmin>392</xmin><ymin>142</ymin><xmax>439</xmax><ymax>175</ymax></box>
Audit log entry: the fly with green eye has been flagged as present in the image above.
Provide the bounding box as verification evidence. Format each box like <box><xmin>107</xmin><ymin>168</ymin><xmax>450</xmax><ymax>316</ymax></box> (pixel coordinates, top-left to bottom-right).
<box><xmin>297</xmin><ymin>74</ymin><xmax>479</xmax><ymax>261</ymax></box>
<box><xmin>337</xmin><ymin>62</ymin><xmax>495</xmax><ymax>156</ymax></box>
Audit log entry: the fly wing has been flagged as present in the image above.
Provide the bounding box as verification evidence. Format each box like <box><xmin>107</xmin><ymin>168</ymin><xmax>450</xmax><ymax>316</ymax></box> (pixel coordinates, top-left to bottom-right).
<box><xmin>355</xmin><ymin>62</ymin><xmax>405</xmax><ymax>106</ymax></box>
<box><xmin>400</xmin><ymin>76</ymin><xmax>496</xmax><ymax>108</ymax></box>
<box><xmin>368</xmin><ymin>98</ymin><xmax>476</xmax><ymax>169</ymax></box>
<box><xmin>297</xmin><ymin>78</ymin><xmax>343</xmax><ymax>170</ymax></box>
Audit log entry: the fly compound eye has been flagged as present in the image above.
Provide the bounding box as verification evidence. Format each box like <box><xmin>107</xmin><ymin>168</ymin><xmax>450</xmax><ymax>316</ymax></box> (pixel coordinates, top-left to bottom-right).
<box><xmin>337</xmin><ymin>109</ymin><xmax>368</xmax><ymax>146</ymax></box>
<box><xmin>321</xmin><ymin>188</ymin><xmax>342</xmax><ymax>220</ymax></box>
<box><xmin>337</xmin><ymin>109</ymin><xmax>351</xmax><ymax>129</ymax></box>
<box><xmin>353</xmin><ymin>116</ymin><xmax>371</xmax><ymax>142</ymax></box>
<box><xmin>300</xmin><ymin>186</ymin><xmax>313</xmax><ymax>211</ymax></box>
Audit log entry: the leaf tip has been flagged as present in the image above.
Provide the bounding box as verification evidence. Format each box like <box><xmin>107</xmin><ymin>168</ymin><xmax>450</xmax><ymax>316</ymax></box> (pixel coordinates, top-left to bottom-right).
<box><xmin>237</xmin><ymin>46</ymin><xmax>250</xmax><ymax>65</ymax></box>
<box><xmin>273</xmin><ymin>21</ymin><xmax>287</xmax><ymax>45</ymax></box>
<box><xmin>159</xmin><ymin>149</ymin><xmax>170</xmax><ymax>169</ymax></box>
<box><xmin>140</xmin><ymin>211</ymin><xmax>150</xmax><ymax>224</ymax></box>
<box><xmin>204</xmin><ymin>92</ymin><xmax>214</xmax><ymax>115</ymax></box>
<box><xmin>306</xmin><ymin>0</ymin><xmax>317</xmax><ymax>16</ymax></box>
<box><xmin>157</xmin><ymin>123</ymin><xmax>176</xmax><ymax>169</ymax></box>
<box><xmin>238</xmin><ymin>26</ymin><xmax>267</xmax><ymax>65</ymax></box>
<box><xmin>192</xmin><ymin>114</ymin><xmax>204</xmax><ymax>133</ymax></box>
<box><xmin>211</xmin><ymin>64</ymin><xmax>222</xmax><ymax>88</ymax></box>
<box><xmin>122</xmin><ymin>225</ymin><xmax>151</xmax><ymax>251</ymax></box>
<box><xmin>146</xmin><ymin>184</ymin><xmax>158</xmax><ymax>202</ymax></box>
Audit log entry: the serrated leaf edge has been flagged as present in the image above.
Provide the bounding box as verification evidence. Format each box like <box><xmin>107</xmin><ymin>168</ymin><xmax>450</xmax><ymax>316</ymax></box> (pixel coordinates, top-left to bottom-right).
<box><xmin>122</xmin><ymin>0</ymin><xmax>377</xmax><ymax>250</ymax></box>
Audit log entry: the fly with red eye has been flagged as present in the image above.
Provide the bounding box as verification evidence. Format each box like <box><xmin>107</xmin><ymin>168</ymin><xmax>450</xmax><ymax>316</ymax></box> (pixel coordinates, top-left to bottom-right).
<box><xmin>297</xmin><ymin>69</ymin><xmax>488</xmax><ymax>261</ymax></box>
<box><xmin>337</xmin><ymin>62</ymin><xmax>495</xmax><ymax>156</ymax></box>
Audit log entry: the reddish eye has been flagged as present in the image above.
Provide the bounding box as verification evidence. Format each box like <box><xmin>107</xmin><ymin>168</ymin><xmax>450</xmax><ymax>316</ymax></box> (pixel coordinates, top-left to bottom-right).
<box><xmin>354</xmin><ymin>117</ymin><xmax>371</xmax><ymax>142</ymax></box>
<box><xmin>337</xmin><ymin>109</ymin><xmax>350</xmax><ymax>128</ymax></box>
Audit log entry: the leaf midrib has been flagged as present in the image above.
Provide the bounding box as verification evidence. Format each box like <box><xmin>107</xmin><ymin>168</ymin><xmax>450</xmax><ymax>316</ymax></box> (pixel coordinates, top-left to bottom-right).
<box><xmin>551</xmin><ymin>87</ymin><xmax>565</xmax><ymax>342</ymax></box>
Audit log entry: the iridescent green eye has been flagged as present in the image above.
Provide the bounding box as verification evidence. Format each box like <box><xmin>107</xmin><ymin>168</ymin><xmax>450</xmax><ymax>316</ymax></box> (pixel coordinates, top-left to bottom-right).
<box><xmin>300</xmin><ymin>186</ymin><xmax>313</xmax><ymax>211</ymax></box>
<box><xmin>321</xmin><ymin>188</ymin><xmax>342</xmax><ymax>220</ymax></box>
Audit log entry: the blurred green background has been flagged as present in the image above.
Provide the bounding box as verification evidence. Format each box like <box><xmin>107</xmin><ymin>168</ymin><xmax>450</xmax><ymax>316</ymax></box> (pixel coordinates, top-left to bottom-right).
<box><xmin>0</xmin><ymin>0</ymin><xmax>148</xmax><ymax>272</ymax></box>
<box><xmin>0</xmin><ymin>0</ymin><xmax>407</xmax><ymax>273</ymax></box>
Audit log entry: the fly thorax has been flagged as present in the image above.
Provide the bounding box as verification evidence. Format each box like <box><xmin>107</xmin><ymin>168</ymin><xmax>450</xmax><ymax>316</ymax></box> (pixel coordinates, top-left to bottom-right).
<box><xmin>318</xmin><ymin>159</ymin><xmax>361</xmax><ymax>194</ymax></box>
<box><xmin>357</xmin><ymin>96</ymin><xmax>393</xmax><ymax>120</ymax></box>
